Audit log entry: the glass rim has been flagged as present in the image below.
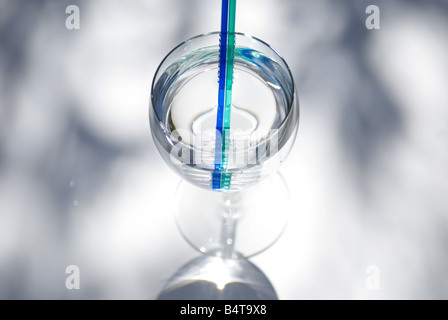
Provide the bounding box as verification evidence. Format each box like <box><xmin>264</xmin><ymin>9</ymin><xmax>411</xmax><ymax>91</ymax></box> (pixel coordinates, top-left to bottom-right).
<box><xmin>150</xmin><ymin>31</ymin><xmax>298</xmax><ymax>152</ymax></box>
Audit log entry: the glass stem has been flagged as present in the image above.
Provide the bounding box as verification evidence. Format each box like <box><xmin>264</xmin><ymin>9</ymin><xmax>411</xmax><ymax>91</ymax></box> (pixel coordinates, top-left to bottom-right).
<box><xmin>220</xmin><ymin>192</ymin><xmax>239</xmax><ymax>259</ymax></box>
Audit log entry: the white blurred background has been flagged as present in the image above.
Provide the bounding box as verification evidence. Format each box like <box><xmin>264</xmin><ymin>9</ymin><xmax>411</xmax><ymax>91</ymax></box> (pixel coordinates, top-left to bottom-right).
<box><xmin>0</xmin><ymin>0</ymin><xmax>447</xmax><ymax>299</ymax></box>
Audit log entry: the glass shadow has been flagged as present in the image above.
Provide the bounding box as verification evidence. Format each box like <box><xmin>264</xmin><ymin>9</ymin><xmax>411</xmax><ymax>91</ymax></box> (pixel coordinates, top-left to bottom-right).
<box><xmin>157</xmin><ymin>253</ymin><xmax>278</xmax><ymax>300</ymax></box>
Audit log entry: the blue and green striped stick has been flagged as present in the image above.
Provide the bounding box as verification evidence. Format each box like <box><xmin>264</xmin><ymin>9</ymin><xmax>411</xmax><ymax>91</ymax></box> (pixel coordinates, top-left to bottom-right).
<box><xmin>213</xmin><ymin>0</ymin><xmax>236</xmax><ymax>191</ymax></box>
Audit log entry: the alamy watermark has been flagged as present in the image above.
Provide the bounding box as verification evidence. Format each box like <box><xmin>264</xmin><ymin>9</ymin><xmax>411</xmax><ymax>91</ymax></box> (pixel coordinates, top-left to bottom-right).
<box><xmin>169</xmin><ymin>128</ymin><xmax>280</xmax><ymax>167</ymax></box>
<box><xmin>66</xmin><ymin>5</ymin><xmax>80</xmax><ymax>30</ymax></box>
<box><xmin>365</xmin><ymin>4</ymin><xmax>380</xmax><ymax>30</ymax></box>
<box><xmin>64</xmin><ymin>4</ymin><xmax>380</xmax><ymax>31</ymax></box>
<box><xmin>365</xmin><ymin>265</ymin><xmax>380</xmax><ymax>290</ymax></box>
<box><xmin>65</xmin><ymin>265</ymin><xmax>80</xmax><ymax>290</ymax></box>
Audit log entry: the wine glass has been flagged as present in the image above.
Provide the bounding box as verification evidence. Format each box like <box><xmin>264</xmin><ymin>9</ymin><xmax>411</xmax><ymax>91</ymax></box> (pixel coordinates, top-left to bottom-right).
<box><xmin>150</xmin><ymin>32</ymin><xmax>299</xmax><ymax>259</ymax></box>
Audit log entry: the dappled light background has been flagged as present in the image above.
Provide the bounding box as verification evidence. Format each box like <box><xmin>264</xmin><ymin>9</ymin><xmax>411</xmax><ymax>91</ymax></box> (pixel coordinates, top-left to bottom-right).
<box><xmin>1</xmin><ymin>0</ymin><xmax>447</xmax><ymax>299</ymax></box>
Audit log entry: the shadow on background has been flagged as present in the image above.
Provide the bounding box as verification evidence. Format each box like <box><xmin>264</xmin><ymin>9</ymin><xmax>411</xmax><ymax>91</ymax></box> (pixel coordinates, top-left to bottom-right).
<box><xmin>1</xmin><ymin>0</ymin><xmax>448</xmax><ymax>299</ymax></box>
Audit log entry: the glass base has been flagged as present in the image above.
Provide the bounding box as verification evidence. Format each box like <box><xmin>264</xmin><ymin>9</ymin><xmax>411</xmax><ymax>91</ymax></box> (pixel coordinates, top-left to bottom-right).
<box><xmin>174</xmin><ymin>172</ymin><xmax>290</xmax><ymax>258</ymax></box>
